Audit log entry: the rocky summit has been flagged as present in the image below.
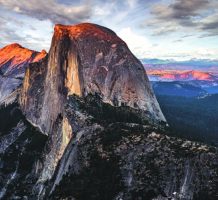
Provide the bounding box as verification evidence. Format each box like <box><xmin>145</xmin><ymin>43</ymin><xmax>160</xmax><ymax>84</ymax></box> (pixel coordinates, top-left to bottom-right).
<box><xmin>0</xmin><ymin>23</ymin><xmax>218</xmax><ymax>200</ymax></box>
<box><xmin>20</xmin><ymin>23</ymin><xmax>165</xmax><ymax>136</ymax></box>
<box><xmin>0</xmin><ymin>43</ymin><xmax>46</xmax><ymax>106</ymax></box>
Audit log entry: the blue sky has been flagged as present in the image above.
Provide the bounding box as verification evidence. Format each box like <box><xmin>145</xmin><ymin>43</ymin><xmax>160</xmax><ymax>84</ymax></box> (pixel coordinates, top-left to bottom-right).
<box><xmin>0</xmin><ymin>0</ymin><xmax>218</xmax><ymax>61</ymax></box>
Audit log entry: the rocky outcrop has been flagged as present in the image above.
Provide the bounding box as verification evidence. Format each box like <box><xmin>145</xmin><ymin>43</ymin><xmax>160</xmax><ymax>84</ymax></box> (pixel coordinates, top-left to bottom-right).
<box><xmin>0</xmin><ymin>103</ymin><xmax>47</xmax><ymax>199</ymax></box>
<box><xmin>20</xmin><ymin>23</ymin><xmax>165</xmax><ymax>136</ymax></box>
<box><xmin>48</xmin><ymin>95</ymin><xmax>218</xmax><ymax>200</ymax></box>
<box><xmin>0</xmin><ymin>23</ymin><xmax>217</xmax><ymax>200</ymax></box>
<box><xmin>0</xmin><ymin>43</ymin><xmax>46</xmax><ymax>106</ymax></box>
<box><xmin>18</xmin><ymin>23</ymin><xmax>166</xmax><ymax>188</ymax></box>
<box><xmin>0</xmin><ymin>95</ymin><xmax>218</xmax><ymax>200</ymax></box>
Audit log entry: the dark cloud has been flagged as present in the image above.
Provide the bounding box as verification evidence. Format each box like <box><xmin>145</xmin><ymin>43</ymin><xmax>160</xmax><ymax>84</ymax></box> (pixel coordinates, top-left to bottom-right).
<box><xmin>181</xmin><ymin>34</ymin><xmax>194</xmax><ymax>38</ymax></box>
<box><xmin>201</xmin><ymin>19</ymin><xmax>218</xmax><ymax>30</ymax></box>
<box><xmin>151</xmin><ymin>0</ymin><xmax>210</xmax><ymax>23</ymax></box>
<box><xmin>0</xmin><ymin>0</ymin><xmax>94</xmax><ymax>50</ymax></box>
<box><xmin>202</xmin><ymin>22</ymin><xmax>218</xmax><ymax>30</ymax></box>
<box><xmin>169</xmin><ymin>0</ymin><xmax>209</xmax><ymax>18</ymax></box>
<box><xmin>144</xmin><ymin>0</ymin><xmax>218</xmax><ymax>37</ymax></box>
<box><xmin>0</xmin><ymin>0</ymin><xmax>92</xmax><ymax>24</ymax></box>
<box><xmin>198</xmin><ymin>13</ymin><xmax>218</xmax><ymax>37</ymax></box>
<box><xmin>173</xmin><ymin>39</ymin><xmax>183</xmax><ymax>43</ymax></box>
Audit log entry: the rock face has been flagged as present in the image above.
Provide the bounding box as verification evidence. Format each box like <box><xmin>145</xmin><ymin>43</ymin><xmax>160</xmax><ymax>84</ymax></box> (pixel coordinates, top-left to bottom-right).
<box><xmin>19</xmin><ymin>23</ymin><xmax>166</xmax><ymax>189</ymax></box>
<box><xmin>49</xmin><ymin>95</ymin><xmax>218</xmax><ymax>200</ymax></box>
<box><xmin>0</xmin><ymin>43</ymin><xmax>46</xmax><ymax>105</ymax></box>
<box><xmin>0</xmin><ymin>23</ymin><xmax>218</xmax><ymax>200</ymax></box>
<box><xmin>1</xmin><ymin>96</ymin><xmax>218</xmax><ymax>200</ymax></box>
<box><xmin>20</xmin><ymin>23</ymin><xmax>165</xmax><ymax>135</ymax></box>
<box><xmin>0</xmin><ymin>103</ymin><xmax>47</xmax><ymax>200</ymax></box>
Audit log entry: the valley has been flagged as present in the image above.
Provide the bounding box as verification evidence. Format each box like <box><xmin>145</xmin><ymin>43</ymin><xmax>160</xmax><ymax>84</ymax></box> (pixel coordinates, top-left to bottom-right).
<box><xmin>144</xmin><ymin>59</ymin><xmax>218</xmax><ymax>146</ymax></box>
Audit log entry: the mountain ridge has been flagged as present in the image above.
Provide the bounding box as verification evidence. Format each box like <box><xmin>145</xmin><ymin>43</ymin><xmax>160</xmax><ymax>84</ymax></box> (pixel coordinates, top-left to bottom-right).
<box><xmin>20</xmin><ymin>22</ymin><xmax>166</xmax><ymax>135</ymax></box>
<box><xmin>0</xmin><ymin>43</ymin><xmax>47</xmax><ymax>106</ymax></box>
<box><xmin>0</xmin><ymin>24</ymin><xmax>218</xmax><ymax>200</ymax></box>
<box><xmin>147</xmin><ymin>70</ymin><xmax>218</xmax><ymax>82</ymax></box>
<box><xmin>0</xmin><ymin>43</ymin><xmax>47</xmax><ymax>75</ymax></box>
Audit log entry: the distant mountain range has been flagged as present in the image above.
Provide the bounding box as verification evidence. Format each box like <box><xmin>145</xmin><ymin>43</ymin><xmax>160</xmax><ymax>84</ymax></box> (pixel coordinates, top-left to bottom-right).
<box><xmin>142</xmin><ymin>58</ymin><xmax>218</xmax><ymax>74</ymax></box>
<box><xmin>141</xmin><ymin>58</ymin><xmax>218</xmax><ymax>67</ymax></box>
<box><xmin>142</xmin><ymin>58</ymin><xmax>218</xmax><ymax>97</ymax></box>
<box><xmin>149</xmin><ymin>71</ymin><xmax>218</xmax><ymax>97</ymax></box>
<box><xmin>147</xmin><ymin>70</ymin><xmax>218</xmax><ymax>82</ymax></box>
<box><xmin>144</xmin><ymin>59</ymin><xmax>218</xmax><ymax>146</ymax></box>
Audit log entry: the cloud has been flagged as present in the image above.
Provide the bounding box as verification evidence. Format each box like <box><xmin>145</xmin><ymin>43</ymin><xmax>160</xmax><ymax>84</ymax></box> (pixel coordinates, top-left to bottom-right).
<box><xmin>181</xmin><ymin>34</ymin><xmax>194</xmax><ymax>38</ymax></box>
<box><xmin>117</xmin><ymin>27</ymin><xmax>152</xmax><ymax>58</ymax></box>
<box><xmin>145</xmin><ymin>47</ymin><xmax>218</xmax><ymax>61</ymax></box>
<box><xmin>150</xmin><ymin>0</ymin><xmax>209</xmax><ymax>26</ymax></box>
<box><xmin>0</xmin><ymin>10</ymin><xmax>52</xmax><ymax>51</ymax></box>
<box><xmin>0</xmin><ymin>0</ymin><xmax>217</xmax><ymax>60</ymax></box>
<box><xmin>173</xmin><ymin>39</ymin><xmax>183</xmax><ymax>43</ymax></box>
<box><xmin>0</xmin><ymin>17</ymin><xmax>6</xmax><ymax>28</ymax></box>
<box><xmin>0</xmin><ymin>14</ymin><xmax>25</xmax><ymax>44</ymax></box>
<box><xmin>126</xmin><ymin>0</ymin><xmax>138</xmax><ymax>8</ymax></box>
<box><xmin>0</xmin><ymin>0</ymin><xmax>92</xmax><ymax>24</ymax></box>
<box><xmin>199</xmin><ymin>13</ymin><xmax>218</xmax><ymax>37</ymax></box>
<box><xmin>0</xmin><ymin>26</ymin><xmax>28</xmax><ymax>47</ymax></box>
<box><xmin>143</xmin><ymin>0</ymin><xmax>218</xmax><ymax>37</ymax></box>
<box><xmin>169</xmin><ymin>0</ymin><xmax>209</xmax><ymax>18</ymax></box>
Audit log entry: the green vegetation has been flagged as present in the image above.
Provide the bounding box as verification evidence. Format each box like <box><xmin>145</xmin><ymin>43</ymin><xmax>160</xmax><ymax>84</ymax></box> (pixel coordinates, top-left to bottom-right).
<box><xmin>68</xmin><ymin>94</ymin><xmax>155</xmax><ymax>125</ymax></box>
<box><xmin>0</xmin><ymin>103</ymin><xmax>47</xmax><ymax>198</ymax></box>
<box><xmin>51</xmin><ymin>151</ymin><xmax>123</xmax><ymax>200</ymax></box>
<box><xmin>0</xmin><ymin>103</ymin><xmax>23</xmax><ymax>136</ymax></box>
<box><xmin>157</xmin><ymin>94</ymin><xmax>218</xmax><ymax>146</ymax></box>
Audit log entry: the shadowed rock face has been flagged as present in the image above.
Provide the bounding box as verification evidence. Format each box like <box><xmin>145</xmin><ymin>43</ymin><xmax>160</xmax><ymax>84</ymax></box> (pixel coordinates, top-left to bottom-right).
<box><xmin>1</xmin><ymin>96</ymin><xmax>218</xmax><ymax>200</ymax></box>
<box><xmin>0</xmin><ymin>43</ymin><xmax>46</xmax><ymax>106</ymax></box>
<box><xmin>48</xmin><ymin>95</ymin><xmax>218</xmax><ymax>200</ymax></box>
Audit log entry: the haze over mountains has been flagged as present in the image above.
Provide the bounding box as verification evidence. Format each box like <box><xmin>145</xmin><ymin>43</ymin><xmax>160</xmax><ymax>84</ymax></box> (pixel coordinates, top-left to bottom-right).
<box><xmin>142</xmin><ymin>58</ymin><xmax>218</xmax><ymax>73</ymax></box>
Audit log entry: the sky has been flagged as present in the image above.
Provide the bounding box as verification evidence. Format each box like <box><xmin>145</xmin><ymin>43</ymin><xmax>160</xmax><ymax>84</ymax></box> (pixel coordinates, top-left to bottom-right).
<box><xmin>0</xmin><ymin>0</ymin><xmax>218</xmax><ymax>61</ymax></box>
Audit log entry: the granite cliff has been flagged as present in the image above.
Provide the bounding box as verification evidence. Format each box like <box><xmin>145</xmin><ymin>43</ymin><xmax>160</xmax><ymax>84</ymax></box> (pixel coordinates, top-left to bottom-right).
<box><xmin>19</xmin><ymin>23</ymin><xmax>166</xmax><ymax>191</ymax></box>
<box><xmin>0</xmin><ymin>23</ymin><xmax>218</xmax><ymax>200</ymax></box>
<box><xmin>20</xmin><ymin>23</ymin><xmax>165</xmax><ymax>135</ymax></box>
